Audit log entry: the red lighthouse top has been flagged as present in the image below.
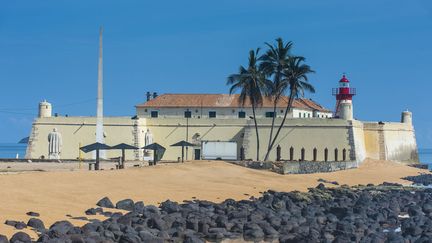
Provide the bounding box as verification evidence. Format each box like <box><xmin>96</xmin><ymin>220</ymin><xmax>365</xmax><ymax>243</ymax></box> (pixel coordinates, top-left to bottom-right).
<box><xmin>332</xmin><ymin>74</ymin><xmax>356</xmax><ymax>101</ymax></box>
<box><xmin>339</xmin><ymin>75</ymin><xmax>349</xmax><ymax>83</ymax></box>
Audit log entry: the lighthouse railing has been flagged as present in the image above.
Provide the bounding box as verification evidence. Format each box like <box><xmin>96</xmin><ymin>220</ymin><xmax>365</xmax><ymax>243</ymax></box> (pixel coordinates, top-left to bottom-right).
<box><xmin>332</xmin><ymin>87</ymin><xmax>356</xmax><ymax>95</ymax></box>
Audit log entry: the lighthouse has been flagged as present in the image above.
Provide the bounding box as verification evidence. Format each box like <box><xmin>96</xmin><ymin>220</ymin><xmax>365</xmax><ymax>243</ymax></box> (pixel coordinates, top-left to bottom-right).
<box><xmin>332</xmin><ymin>74</ymin><xmax>356</xmax><ymax>120</ymax></box>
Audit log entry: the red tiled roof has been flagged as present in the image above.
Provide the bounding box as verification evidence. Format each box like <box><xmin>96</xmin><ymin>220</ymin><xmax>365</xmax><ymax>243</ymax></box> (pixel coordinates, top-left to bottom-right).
<box><xmin>136</xmin><ymin>94</ymin><xmax>331</xmax><ymax>112</ymax></box>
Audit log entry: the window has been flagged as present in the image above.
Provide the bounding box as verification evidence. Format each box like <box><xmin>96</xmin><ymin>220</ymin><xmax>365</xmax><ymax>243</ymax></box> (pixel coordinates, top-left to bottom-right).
<box><xmin>238</xmin><ymin>111</ymin><xmax>246</xmax><ymax>118</ymax></box>
<box><xmin>308</xmin><ymin>113</ymin><xmax>311</xmax><ymax>118</ymax></box>
<box><xmin>209</xmin><ymin>111</ymin><xmax>216</xmax><ymax>118</ymax></box>
<box><xmin>265</xmin><ymin>112</ymin><xmax>275</xmax><ymax>118</ymax></box>
<box><xmin>184</xmin><ymin>110</ymin><xmax>192</xmax><ymax>118</ymax></box>
<box><xmin>151</xmin><ymin>111</ymin><xmax>158</xmax><ymax>118</ymax></box>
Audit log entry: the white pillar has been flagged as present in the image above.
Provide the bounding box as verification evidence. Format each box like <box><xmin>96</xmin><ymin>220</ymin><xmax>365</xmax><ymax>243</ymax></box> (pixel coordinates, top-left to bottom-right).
<box><xmin>96</xmin><ymin>26</ymin><xmax>105</xmax><ymax>158</ymax></box>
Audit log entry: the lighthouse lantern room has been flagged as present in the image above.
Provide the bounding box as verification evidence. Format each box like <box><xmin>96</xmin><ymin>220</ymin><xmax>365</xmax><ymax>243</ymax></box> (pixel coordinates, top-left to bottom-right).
<box><xmin>332</xmin><ymin>75</ymin><xmax>356</xmax><ymax>120</ymax></box>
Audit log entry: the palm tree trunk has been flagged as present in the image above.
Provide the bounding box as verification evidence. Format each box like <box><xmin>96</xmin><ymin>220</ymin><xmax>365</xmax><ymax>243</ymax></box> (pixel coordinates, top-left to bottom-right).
<box><xmin>252</xmin><ymin>104</ymin><xmax>260</xmax><ymax>161</ymax></box>
<box><xmin>265</xmin><ymin>89</ymin><xmax>295</xmax><ymax>159</ymax></box>
<box><xmin>264</xmin><ymin>100</ymin><xmax>277</xmax><ymax>161</ymax></box>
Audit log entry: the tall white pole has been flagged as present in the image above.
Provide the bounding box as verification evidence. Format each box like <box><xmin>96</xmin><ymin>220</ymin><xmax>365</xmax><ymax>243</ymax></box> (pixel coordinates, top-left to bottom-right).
<box><xmin>96</xmin><ymin>26</ymin><xmax>105</xmax><ymax>158</ymax></box>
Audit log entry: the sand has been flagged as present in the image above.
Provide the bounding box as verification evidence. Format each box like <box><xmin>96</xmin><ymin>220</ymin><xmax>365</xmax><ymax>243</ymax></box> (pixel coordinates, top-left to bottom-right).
<box><xmin>0</xmin><ymin>159</ymin><xmax>427</xmax><ymax>239</ymax></box>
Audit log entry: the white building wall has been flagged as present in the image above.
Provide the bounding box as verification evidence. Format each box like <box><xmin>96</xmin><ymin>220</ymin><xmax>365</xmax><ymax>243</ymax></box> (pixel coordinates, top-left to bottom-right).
<box><xmin>137</xmin><ymin>107</ymin><xmax>333</xmax><ymax>119</ymax></box>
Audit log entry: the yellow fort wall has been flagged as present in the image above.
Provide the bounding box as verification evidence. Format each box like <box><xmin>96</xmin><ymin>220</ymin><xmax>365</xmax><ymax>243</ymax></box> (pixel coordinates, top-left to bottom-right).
<box><xmin>25</xmin><ymin>116</ymin><xmax>419</xmax><ymax>163</ymax></box>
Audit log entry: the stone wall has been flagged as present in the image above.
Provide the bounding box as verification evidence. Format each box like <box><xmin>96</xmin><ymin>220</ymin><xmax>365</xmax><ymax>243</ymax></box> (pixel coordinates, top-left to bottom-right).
<box><xmin>229</xmin><ymin>160</ymin><xmax>357</xmax><ymax>174</ymax></box>
<box><xmin>280</xmin><ymin>160</ymin><xmax>358</xmax><ymax>174</ymax></box>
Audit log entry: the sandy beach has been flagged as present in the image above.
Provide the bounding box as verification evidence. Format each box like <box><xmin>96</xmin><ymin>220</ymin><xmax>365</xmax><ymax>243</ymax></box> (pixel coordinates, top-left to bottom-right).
<box><xmin>0</xmin><ymin>159</ymin><xmax>427</xmax><ymax>239</ymax></box>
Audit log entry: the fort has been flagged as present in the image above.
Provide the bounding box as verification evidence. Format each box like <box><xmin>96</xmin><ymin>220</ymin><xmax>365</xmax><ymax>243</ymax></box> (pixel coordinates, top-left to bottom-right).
<box><xmin>24</xmin><ymin>75</ymin><xmax>419</xmax><ymax>165</ymax></box>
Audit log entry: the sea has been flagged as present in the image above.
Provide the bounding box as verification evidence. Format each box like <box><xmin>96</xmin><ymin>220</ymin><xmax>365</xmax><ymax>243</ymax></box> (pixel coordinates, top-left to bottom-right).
<box><xmin>0</xmin><ymin>143</ymin><xmax>27</xmax><ymax>159</ymax></box>
<box><xmin>0</xmin><ymin>143</ymin><xmax>431</xmax><ymax>167</ymax></box>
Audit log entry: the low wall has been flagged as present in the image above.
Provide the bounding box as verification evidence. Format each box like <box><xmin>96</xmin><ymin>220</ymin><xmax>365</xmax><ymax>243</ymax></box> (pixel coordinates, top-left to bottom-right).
<box><xmin>280</xmin><ymin>160</ymin><xmax>358</xmax><ymax>174</ymax></box>
<box><xmin>229</xmin><ymin>160</ymin><xmax>357</xmax><ymax>174</ymax></box>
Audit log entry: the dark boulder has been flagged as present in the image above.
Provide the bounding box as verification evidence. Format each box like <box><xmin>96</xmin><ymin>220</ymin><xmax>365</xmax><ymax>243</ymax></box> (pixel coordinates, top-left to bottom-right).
<box><xmin>160</xmin><ymin>200</ymin><xmax>180</xmax><ymax>214</ymax></box>
<box><xmin>49</xmin><ymin>220</ymin><xmax>74</xmax><ymax>235</ymax></box>
<box><xmin>69</xmin><ymin>234</ymin><xmax>85</xmax><ymax>243</ymax></box>
<box><xmin>10</xmin><ymin>232</ymin><xmax>31</xmax><ymax>243</ymax></box>
<box><xmin>96</xmin><ymin>197</ymin><xmax>115</xmax><ymax>208</ymax></box>
<box><xmin>85</xmin><ymin>208</ymin><xmax>97</xmax><ymax>215</ymax></box>
<box><xmin>0</xmin><ymin>235</ymin><xmax>8</xmax><ymax>243</ymax></box>
<box><xmin>243</xmin><ymin>223</ymin><xmax>264</xmax><ymax>241</ymax></box>
<box><xmin>316</xmin><ymin>183</ymin><xmax>326</xmax><ymax>190</ymax></box>
<box><xmin>4</xmin><ymin>220</ymin><xmax>18</xmax><ymax>227</ymax></box>
<box><xmin>26</xmin><ymin>211</ymin><xmax>40</xmax><ymax>217</ymax></box>
<box><xmin>116</xmin><ymin>199</ymin><xmax>135</xmax><ymax>211</ymax></box>
<box><xmin>27</xmin><ymin>217</ymin><xmax>45</xmax><ymax>230</ymax></box>
<box><xmin>119</xmin><ymin>233</ymin><xmax>141</xmax><ymax>243</ymax></box>
<box><xmin>422</xmin><ymin>203</ymin><xmax>432</xmax><ymax>214</ymax></box>
<box><xmin>14</xmin><ymin>221</ymin><xmax>27</xmax><ymax>230</ymax></box>
<box><xmin>134</xmin><ymin>201</ymin><xmax>145</xmax><ymax>213</ymax></box>
<box><xmin>328</xmin><ymin>207</ymin><xmax>349</xmax><ymax>220</ymax></box>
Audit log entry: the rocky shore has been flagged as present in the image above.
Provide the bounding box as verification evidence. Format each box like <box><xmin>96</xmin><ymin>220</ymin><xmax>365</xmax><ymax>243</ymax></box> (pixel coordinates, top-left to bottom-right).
<box><xmin>403</xmin><ymin>174</ymin><xmax>432</xmax><ymax>186</ymax></box>
<box><xmin>2</xmin><ymin>177</ymin><xmax>432</xmax><ymax>242</ymax></box>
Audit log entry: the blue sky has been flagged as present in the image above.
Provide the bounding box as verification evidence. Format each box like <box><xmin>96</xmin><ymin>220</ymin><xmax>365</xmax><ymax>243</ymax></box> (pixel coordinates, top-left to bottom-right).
<box><xmin>0</xmin><ymin>0</ymin><xmax>431</xmax><ymax>148</ymax></box>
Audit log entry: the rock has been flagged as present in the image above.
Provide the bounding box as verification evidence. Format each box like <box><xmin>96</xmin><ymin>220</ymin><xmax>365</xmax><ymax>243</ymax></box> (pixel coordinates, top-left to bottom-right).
<box><xmin>27</xmin><ymin>217</ymin><xmax>45</xmax><ymax>230</ymax></box>
<box><xmin>0</xmin><ymin>235</ymin><xmax>8</xmax><ymax>243</ymax></box>
<box><xmin>4</xmin><ymin>220</ymin><xmax>17</xmax><ymax>227</ymax></box>
<box><xmin>328</xmin><ymin>207</ymin><xmax>349</xmax><ymax>220</ymax></box>
<box><xmin>85</xmin><ymin>208</ymin><xmax>97</xmax><ymax>215</ymax></box>
<box><xmin>243</xmin><ymin>223</ymin><xmax>264</xmax><ymax>241</ymax></box>
<box><xmin>102</xmin><ymin>211</ymin><xmax>113</xmax><ymax>217</ymax></box>
<box><xmin>69</xmin><ymin>234</ymin><xmax>85</xmax><ymax>243</ymax></box>
<box><xmin>49</xmin><ymin>220</ymin><xmax>74</xmax><ymax>235</ymax></box>
<box><xmin>14</xmin><ymin>221</ymin><xmax>27</xmax><ymax>230</ymax></box>
<box><xmin>11</xmin><ymin>185</ymin><xmax>432</xmax><ymax>242</ymax></box>
<box><xmin>119</xmin><ymin>233</ymin><xmax>141</xmax><ymax>243</ymax></box>
<box><xmin>316</xmin><ymin>183</ymin><xmax>326</xmax><ymax>190</ymax></box>
<box><xmin>147</xmin><ymin>217</ymin><xmax>168</xmax><ymax>231</ymax></box>
<box><xmin>422</xmin><ymin>203</ymin><xmax>432</xmax><ymax>214</ymax></box>
<box><xmin>116</xmin><ymin>199</ymin><xmax>135</xmax><ymax>211</ymax></box>
<box><xmin>96</xmin><ymin>196</ymin><xmax>115</xmax><ymax>208</ymax></box>
<box><xmin>10</xmin><ymin>232</ymin><xmax>31</xmax><ymax>243</ymax></box>
<box><xmin>134</xmin><ymin>201</ymin><xmax>145</xmax><ymax>213</ymax></box>
<box><xmin>403</xmin><ymin>174</ymin><xmax>432</xmax><ymax>186</ymax></box>
<box><xmin>26</xmin><ymin>211</ymin><xmax>40</xmax><ymax>217</ymax></box>
<box><xmin>184</xmin><ymin>234</ymin><xmax>205</xmax><ymax>243</ymax></box>
<box><xmin>381</xmin><ymin>182</ymin><xmax>403</xmax><ymax>187</ymax></box>
<box><xmin>160</xmin><ymin>200</ymin><xmax>180</xmax><ymax>214</ymax></box>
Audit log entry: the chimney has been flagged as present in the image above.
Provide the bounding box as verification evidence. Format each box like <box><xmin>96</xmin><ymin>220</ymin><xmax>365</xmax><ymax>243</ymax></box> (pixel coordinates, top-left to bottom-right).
<box><xmin>146</xmin><ymin>92</ymin><xmax>152</xmax><ymax>102</ymax></box>
<box><xmin>153</xmin><ymin>92</ymin><xmax>158</xmax><ymax>99</ymax></box>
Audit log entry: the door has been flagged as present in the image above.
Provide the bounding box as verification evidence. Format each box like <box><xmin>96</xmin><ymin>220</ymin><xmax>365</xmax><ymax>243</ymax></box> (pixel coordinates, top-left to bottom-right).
<box><xmin>194</xmin><ymin>149</ymin><xmax>201</xmax><ymax>160</ymax></box>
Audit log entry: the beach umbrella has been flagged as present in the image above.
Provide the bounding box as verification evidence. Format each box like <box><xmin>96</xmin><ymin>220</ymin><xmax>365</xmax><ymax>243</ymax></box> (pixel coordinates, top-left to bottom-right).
<box><xmin>170</xmin><ymin>140</ymin><xmax>195</xmax><ymax>162</ymax></box>
<box><xmin>108</xmin><ymin>143</ymin><xmax>139</xmax><ymax>169</ymax></box>
<box><xmin>142</xmin><ymin>143</ymin><xmax>166</xmax><ymax>165</ymax></box>
<box><xmin>80</xmin><ymin>142</ymin><xmax>111</xmax><ymax>170</ymax></box>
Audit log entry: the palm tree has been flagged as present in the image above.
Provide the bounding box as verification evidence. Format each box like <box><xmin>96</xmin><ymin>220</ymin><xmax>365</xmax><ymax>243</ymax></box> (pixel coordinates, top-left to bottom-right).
<box><xmin>259</xmin><ymin>38</ymin><xmax>293</xmax><ymax>161</ymax></box>
<box><xmin>264</xmin><ymin>56</ymin><xmax>315</xmax><ymax>160</ymax></box>
<box><xmin>227</xmin><ymin>49</ymin><xmax>268</xmax><ymax>161</ymax></box>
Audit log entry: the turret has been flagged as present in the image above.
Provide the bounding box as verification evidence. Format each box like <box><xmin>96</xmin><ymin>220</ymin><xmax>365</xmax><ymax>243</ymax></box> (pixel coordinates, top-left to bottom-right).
<box><xmin>332</xmin><ymin>74</ymin><xmax>356</xmax><ymax>120</ymax></box>
<box><xmin>401</xmin><ymin>110</ymin><xmax>412</xmax><ymax>125</ymax></box>
<box><xmin>38</xmin><ymin>100</ymin><xmax>52</xmax><ymax>118</ymax></box>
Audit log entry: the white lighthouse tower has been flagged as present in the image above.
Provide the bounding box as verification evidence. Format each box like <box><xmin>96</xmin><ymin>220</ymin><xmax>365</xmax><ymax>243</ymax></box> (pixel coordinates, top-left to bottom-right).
<box><xmin>332</xmin><ymin>74</ymin><xmax>356</xmax><ymax>120</ymax></box>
